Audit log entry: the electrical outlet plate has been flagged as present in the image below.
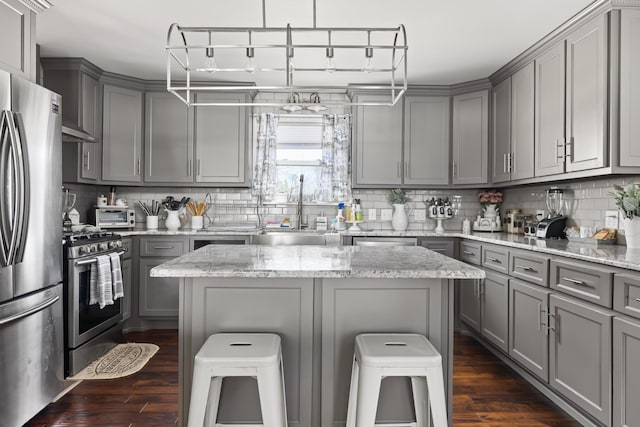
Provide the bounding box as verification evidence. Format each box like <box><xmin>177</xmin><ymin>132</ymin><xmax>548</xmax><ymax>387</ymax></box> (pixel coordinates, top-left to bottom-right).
<box><xmin>536</xmin><ymin>209</ymin><xmax>545</xmax><ymax>221</ymax></box>
<box><xmin>368</xmin><ymin>208</ymin><xmax>377</xmax><ymax>221</ymax></box>
<box><xmin>415</xmin><ymin>210</ymin><xmax>426</xmax><ymax>221</ymax></box>
<box><xmin>381</xmin><ymin>209</ymin><xmax>392</xmax><ymax>221</ymax></box>
<box><xmin>605</xmin><ymin>210</ymin><xmax>619</xmax><ymax>229</ymax></box>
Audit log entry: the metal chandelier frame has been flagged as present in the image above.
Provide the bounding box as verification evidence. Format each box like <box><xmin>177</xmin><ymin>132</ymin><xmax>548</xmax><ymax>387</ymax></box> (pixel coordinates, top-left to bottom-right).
<box><xmin>166</xmin><ymin>0</ymin><xmax>408</xmax><ymax>107</ymax></box>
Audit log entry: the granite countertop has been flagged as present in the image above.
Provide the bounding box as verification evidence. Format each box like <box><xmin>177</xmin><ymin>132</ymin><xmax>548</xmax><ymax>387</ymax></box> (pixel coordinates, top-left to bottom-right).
<box><xmin>149</xmin><ymin>245</ymin><xmax>486</xmax><ymax>279</ymax></box>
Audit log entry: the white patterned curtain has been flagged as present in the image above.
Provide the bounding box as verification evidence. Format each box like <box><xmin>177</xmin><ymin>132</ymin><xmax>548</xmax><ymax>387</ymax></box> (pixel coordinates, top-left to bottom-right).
<box><xmin>319</xmin><ymin>114</ymin><xmax>351</xmax><ymax>202</ymax></box>
<box><xmin>252</xmin><ymin>113</ymin><xmax>279</xmax><ymax>200</ymax></box>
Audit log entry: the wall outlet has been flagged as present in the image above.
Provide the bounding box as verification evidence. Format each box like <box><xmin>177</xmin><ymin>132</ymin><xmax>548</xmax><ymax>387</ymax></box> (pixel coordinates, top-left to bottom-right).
<box><xmin>368</xmin><ymin>208</ymin><xmax>377</xmax><ymax>221</ymax></box>
<box><xmin>381</xmin><ymin>209</ymin><xmax>392</xmax><ymax>221</ymax></box>
<box><xmin>536</xmin><ymin>209</ymin><xmax>546</xmax><ymax>221</ymax></box>
<box><xmin>605</xmin><ymin>210</ymin><xmax>619</xmax><ymax>229</ymax></box>
<box><xmin>415</xmin><ymin>210</ymin><xmax>426</xmax><ymax>221</ymax></box>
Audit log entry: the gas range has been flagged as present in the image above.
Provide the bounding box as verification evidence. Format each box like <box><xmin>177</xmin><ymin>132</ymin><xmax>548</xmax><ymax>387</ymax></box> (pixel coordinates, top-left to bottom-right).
<box><xmin>63</xmin><ymin>230</ymin><xmax>123</xmax><ymax>259</ymax></box>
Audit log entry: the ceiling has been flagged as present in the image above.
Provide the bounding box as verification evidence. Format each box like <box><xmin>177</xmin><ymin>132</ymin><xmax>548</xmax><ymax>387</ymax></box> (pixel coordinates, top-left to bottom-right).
<box><xmin>37</xmin><ymin>0</ymin><xmax>596</xmax><ymax>86</ymax></box>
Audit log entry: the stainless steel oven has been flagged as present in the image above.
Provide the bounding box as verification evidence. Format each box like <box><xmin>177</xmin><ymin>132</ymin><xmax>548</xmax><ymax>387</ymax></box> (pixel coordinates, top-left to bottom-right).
<box><xmin>63</xmin><ymin>231</ymin><xmax>126</xmax><ymax>376</ymax></box>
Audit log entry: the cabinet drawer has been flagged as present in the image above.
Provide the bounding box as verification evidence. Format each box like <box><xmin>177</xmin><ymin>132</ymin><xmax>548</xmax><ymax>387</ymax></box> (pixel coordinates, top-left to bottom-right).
<box><xmin>550</xmin><ymin>259</ymin><xmax>613</xmax><ymax>307</ymax></box>
<box><xmin>419</xmin><ymin>238</ymin><xmax>455</xmax><ymax>258</ymax></box>
<box><xmin>482</xmin><ymin>245</ymin><xmax>509</xmax><ymax>274</ymax></box>
<box><xmin>614</xmin><ymin>273</ymin><xmax>640</xmax><ymax>319</ymax></box>
<box><xmin>459</xmin><ymin>241</ymin><xmax>481</xmax><ymax>265</ymax></box>
<box><xmin>509</xmin><ymin>250</ymin><xmax>549</xmax><ymax>287</ymax></box>
<box><xmin>121</xmin><ymin>238</ymin><xmax>132</xmax><ymax>260</ymax></box>
<box><xmin>140</xmin><ymin>237</ymin><xmax>187</xmax><ymax>257</ymax></box>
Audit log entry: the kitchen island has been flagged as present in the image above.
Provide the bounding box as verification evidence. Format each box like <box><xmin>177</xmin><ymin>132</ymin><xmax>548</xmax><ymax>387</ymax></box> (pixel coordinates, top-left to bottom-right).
<box><xmin>151</xmin><ymin>244</ymin><xmax>485</xmax><ymax>427</ymax></box>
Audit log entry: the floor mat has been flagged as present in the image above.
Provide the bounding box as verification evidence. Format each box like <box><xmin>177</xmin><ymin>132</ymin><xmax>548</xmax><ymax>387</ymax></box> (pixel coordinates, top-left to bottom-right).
<box><xmin>69</xmin><ymin>343</ymin><xmax>159</xmax><ymax>380</ymax></box>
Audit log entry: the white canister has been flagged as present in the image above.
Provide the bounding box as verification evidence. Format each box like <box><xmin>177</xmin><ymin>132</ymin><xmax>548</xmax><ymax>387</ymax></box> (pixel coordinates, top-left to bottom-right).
<box><xmin>462</xmin><ymin>218</ymin><xmax>471</xmax><ymax>234</ymax></box>
<box><xmin>191</xmin><ymin>216</ymin><xmax>204</xmax><ymax>230</ymax></box>
<box><xmin>97</xmin><ymin>195</ymin><xmax>107</xmax><ymax>207</ymax></box>
<box><xmin>146</xmin><ymin>216</ymin><xmax>159</xmax><ymax>230</ymax></box>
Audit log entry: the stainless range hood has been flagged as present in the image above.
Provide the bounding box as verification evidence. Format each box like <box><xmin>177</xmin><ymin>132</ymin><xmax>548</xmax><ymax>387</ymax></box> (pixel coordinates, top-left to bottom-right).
<box><xmin>62</xmin><ymin>123</ymin><xmax>97</xmax><ymax>143</ymax></box>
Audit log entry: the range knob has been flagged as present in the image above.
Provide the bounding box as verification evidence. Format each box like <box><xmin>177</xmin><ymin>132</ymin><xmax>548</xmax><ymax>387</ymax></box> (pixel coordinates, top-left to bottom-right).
<box><xmin>79</xmin><ymin>245</ymin><xmax>91</xmax><ymax>255</ymax></box>
<box><xmin>89</xmin><ymin>244</ymin><xmax>97</xmax><ymax>253</ymax></box>
<box><xmin>98</xmin><ymin>243</ymin><xmax>109</xmax><ymax>251</ymax></box>
<box><xmin>108</xmin><ymin>241</ymin><xmax>122</xmax><ymax>249</ymax></box>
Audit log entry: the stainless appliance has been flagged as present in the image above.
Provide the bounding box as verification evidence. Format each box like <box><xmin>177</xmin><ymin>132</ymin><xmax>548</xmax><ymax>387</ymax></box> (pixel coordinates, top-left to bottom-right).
<box><xmin>63</xmin><ymin>230</ymin><xmax>125</xmax><ymax>376</ymax></box>
<box><xmin>94</xmin><ymin>207</ymin><xmax>136</xmax><ymax>229</ymax></box>
<box><xmin>0</xmin><ymin>70</ymin><xmax>65</xmax><ymax>427</ymax></box>
<box><xmin>537</xmin><ymin>188</ymin><xmax>568</xmax><ymax>238</ymax></box>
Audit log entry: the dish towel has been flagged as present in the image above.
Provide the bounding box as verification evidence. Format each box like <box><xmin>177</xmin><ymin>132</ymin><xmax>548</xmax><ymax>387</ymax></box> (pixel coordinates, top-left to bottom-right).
<box><xmin>109</xmin><ymin>252</ymin><xmax>124</xmax><ymax>300</ymax></box>
<box><xmin>89</xmin><ymin>254</ymin><xmax>113</xmax><ymax>309</ymax></box>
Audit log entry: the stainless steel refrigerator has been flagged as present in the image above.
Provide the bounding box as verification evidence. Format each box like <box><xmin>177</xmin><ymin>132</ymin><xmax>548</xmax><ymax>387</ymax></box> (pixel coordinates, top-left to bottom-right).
<box><xmin>0</xmin><ymin>70</ymin><xmax>65</xmax><ymax>427</ymax></box>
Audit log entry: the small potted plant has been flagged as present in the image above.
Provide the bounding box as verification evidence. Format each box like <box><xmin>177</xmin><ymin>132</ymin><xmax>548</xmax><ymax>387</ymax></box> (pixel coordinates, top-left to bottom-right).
<box><xmin>611</xmin><ymin>183</ymin><xmax>640</xmax><ymax>248</ymax></box>
<box><xmin>387</xmin><ymin>189</ymin><xmax>411</xmax><ymax>231</ymax></box>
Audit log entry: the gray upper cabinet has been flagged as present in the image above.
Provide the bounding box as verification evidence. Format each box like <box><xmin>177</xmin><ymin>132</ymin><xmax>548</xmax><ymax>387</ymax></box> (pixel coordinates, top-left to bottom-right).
<box><xmin>549</xmin><ymin>293</ymin><xmax>612</xmax><ymax>426</ymax></box>
<box><xmin>352</xmin><ymin>93</ymin><xmax>403</xmax><ymax>186</ymax></box>
<box><xmin>509</xmin><ymin>278</ymin><xmax>551</xmax><ymax>382</ymax></box>
<box><xmin>510</xmin><ymin>63</ymin><xmax>535</xmax><ymax>181</ymax></box>
<box><xmin>491</xmin><ymin>78</ymin><xmax>511</xmax><ymax>184</ymax></box>
<box><xmin>480</xmin><ymin>270</ymin><xmax>509</xmax><ymax>353</ymax></box>
<box><xmin>565</xmin><ymin>14</ymin><xmax>607</xmax><ymax>173</ymax></box>
<box><xmin>77</xmin><ymin>74</ymin><xmax>101</xmax><ymax>181</ymax></box>
<box><xmin>619</xmin><ymin>9</ymin><xmax>640</xmax><ymax>168</ymax></box>
<box><xmin>452</xmin><ymin>90</ymin><xmax>489</xmax><ymax>185</ymax></box>
<box><xmin>145</xmin><ymin>91</ymin><xmax>194</xmax><ymax>183</ymax></box>
<box><xmin>102</xmin><ymin>84</ymin><xmax>143</xmax><ymax>182</ymax></box>
<box><xmin>0</xmin><ymin>0</ymin><xmax>35</xmax><ymax>80</ymax></box>
<box><xmin>535</xmin><ymin>43</ymin><xmax>566</xmax><ymax>177</ymax></box>
<box><xmin>194</xmin><ymin>93</ymin><xmax>248</xmax><ymax>185</ymax></box>
<box><xmin>613</xmin><ymin>316</ymin><xmax>640</xmax><ymax>427</ymax></box>
<box><xmin>403</xmin><ymin>95</ymin><xmax>450</xmax><ymax>186</ymax></box>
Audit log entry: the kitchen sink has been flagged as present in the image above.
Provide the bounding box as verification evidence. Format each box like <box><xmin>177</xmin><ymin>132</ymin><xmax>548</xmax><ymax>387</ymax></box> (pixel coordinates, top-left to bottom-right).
<box><xmin>251</xmin><ymin>231</ymin><xmax>340</xmax><ymax>246</ymax></box>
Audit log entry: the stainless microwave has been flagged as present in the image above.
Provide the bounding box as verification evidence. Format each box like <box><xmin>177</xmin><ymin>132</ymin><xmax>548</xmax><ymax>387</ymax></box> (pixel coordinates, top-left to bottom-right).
<box><xmin>95</xmin><ymin>208</ymin><xmax>135</xmax><ymax>229</ymax></box>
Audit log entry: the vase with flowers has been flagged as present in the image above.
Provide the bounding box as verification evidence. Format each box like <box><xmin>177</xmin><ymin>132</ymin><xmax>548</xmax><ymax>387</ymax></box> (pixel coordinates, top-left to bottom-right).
<box><xmin>611</xmin><ymin>184</ymin><xmax>640</xmax><ymax>248</ymax></box>
<box><xmin>388</xmin><ymin>189</ymin><xmax>411</xmax><ymax>231</ymax></box>
<box><xmin>477</xmin><ymin>190</ymin><xmax>503</xmax><ymax>219</ymax></box>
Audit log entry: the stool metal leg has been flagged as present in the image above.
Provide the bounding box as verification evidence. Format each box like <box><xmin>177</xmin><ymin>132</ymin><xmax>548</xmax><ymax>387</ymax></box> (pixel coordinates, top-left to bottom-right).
<box><xmin>411</xmin><ymin>376</ymin><xmax>429</xmax><ymax>427</ymax></box>
<box><xmin>345</xmin><ymin>356</ymin><xmax>359</xmax><ymax>427</ymax></box>
<box><xmin>256</xmin><ymin>356</ymin><xmax>288</xmax><ymax>427</ymax></box>
<box><xmin>204</xmin><ymin>377</ymin><xmax>223</xmax><ymax>427</ymax></box>
<box><xmin>354</xmin><ymin>366</ymin><xmax>382</xmax><ymax>427</ymax></box>
<box><xmin>188</xmin><ymin>361</ymin><xmax>214</xmax><ymax>427</ymax></box>
<box><xmin>424</xmin><ymin>366</ymin><xmax>448</xmax><ymax>427</ymax></box>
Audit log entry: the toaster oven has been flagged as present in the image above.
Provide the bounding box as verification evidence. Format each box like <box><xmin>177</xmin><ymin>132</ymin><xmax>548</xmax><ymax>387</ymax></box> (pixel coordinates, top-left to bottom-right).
<box><xmin>94</xmin><ymin>208</ymin><xmax>135</xmax><ymax>229</ymax></box>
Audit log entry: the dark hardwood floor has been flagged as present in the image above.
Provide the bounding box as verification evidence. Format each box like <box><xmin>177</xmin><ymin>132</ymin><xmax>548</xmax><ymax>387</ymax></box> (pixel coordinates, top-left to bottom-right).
<box><xmin>26</xmin><ymin>330</ymin><xmax>580</xmax><ymax>426</ymax></box>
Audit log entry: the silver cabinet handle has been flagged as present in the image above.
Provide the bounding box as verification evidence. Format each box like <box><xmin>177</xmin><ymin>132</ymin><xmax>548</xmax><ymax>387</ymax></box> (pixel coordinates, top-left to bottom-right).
<box><xmin>187</xmin><ymin>159</ymin><xmax>192</xmax><ymax>176</ymax></box>
<box><xmin>547</xmin><ymin>312</ymin><xmax>556</xmax><ymax>334</ymax></box>
<box><xmin>137</xmin><ymin>158</ymin><xmax>141</xmax><ymax>176</ymax></box>
<box><xmin>503</xmin><ymin>153</ymin><xmax>507</xmax><ymax>174</ymax></box>
<box><xmin>153</xmin><ymin>246</ymin><xmax>174</xmax><ymax>249</ymax></box>
<box><xmin>507</xmin><ymin>152</ymin><xmax>512</xmax><ymax>173</ymax></box>
<box><xmin>562</xmin><ymin>277</ymin><xmax>586</xmax><ymax>286</ymax></box>
<box><xmin>515</xmin><ymin>264</ymin><xmax>533</xmax><ymax>271</ymax></box>
<box><xmin>452</xmin><ymin>160</ymin><xmax>457</xmax><ymax>178</ymax></box>
<box><xmin>537</xmin><ymin>303</ymin><xmax>543</xmax><ymax>332</ymax></box>
<box><xmin>396</xmin><ymin>161</ymin><xmax>400</xmax><ymax>178</ymax></box>
<box><xmin>486</xmin><ymin>256</ymin><xmax>501</xmax><ymax>263</ymax></box>
<box><xmin>635</xmin><ymin>298</ymin><xmax>640</xmax><ymax>303</ymax></box>
<box><xmin>478</xmin><ymin>280</ymin><xmax>485</xmax><ymax>296</ymax></box>
<box><xmin>197</xmin><ymin>159</ymin><xmax>201</xmax><ymax>177</ymax></box>
<box><xmin>566</xmin><ymin>137</ymin><xmax>574</xmax><ymax>161</ymax></box>
<box><xmin>405</xmin><ymin>161</ymin><xmax>409</xmax><ymax>178</ymax></box>
<box><xmin>463</xmin><ymin>250</ymin><xmax>475</xmax><ymax>256</ymax></box>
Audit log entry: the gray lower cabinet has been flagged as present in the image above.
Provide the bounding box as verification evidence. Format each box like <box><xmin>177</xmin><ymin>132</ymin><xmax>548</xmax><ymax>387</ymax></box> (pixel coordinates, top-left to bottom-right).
<box><xmin>565</xmin><ymin>14</ymin><xmax>607</xmax><ymax>173</ymax></box>
<box><xmin>613</xmin><ymin>316</ymin><xmax>640</xmax><ymax>427</ymax></box>
<box><xmin>194</xmin><ymin>93</ymin><xmax>248</xmax><ymax>184</ymax></box>
<box><xmin>549</xmin><ymin>293</ymin><xmax>612</xmax><ymax>426</ymax></box>
<box><xmin>460</xmin><ymin>278</ymin><xmax>481</xmax><ymax>331</ymax></box>
<box><xmin>619</xmin><ymin>9</ymin><xmax>640</xmax><ymax>167</ymax></box>
<box><xmin>508</xmin><ymin>278</ymin><xmax>551</xmax><ymax>382</ymax></box>
<box><xmin>452</xmin><ymin>89</ymin><xmax>489</xmax><ymax>185</ymax></box>
<box><xmin>121</xmin><ymin>258</ymin><xmax>132</xmax><ymax>321</ymax></box>
<box><xmin>352</xmin><ymin>93</ymin><xmax>403</xmax><ymax>186</ymax></box>
<box><xmin>419</xmin><ymin>238</ymin><xmax>455</xmax><ymax>258</ymax></box>
<box><xmin>102</xmin><ymin>84</ymin><xmax>143</xmax><ymax>182</ymax></box>
<box><xmin>0</xmin><ymin>0</ymin><xmax>35</xmax><ymax>80</ymax></box>
<box><xmin>144</xmin><ymin>91</ymin><xmax>194</xmax><ymax>183</ymax></box>
<box><xmin>480</xmin><ymin>270</ymin><xmax>509</xmax><ymax>352</ymax></box>
<box><xmin>403</xmin><ymin>95</ymin><xmax>450</xmax><ymax>186</ymax></box>
<box><xmin>534</xmin><ymin>42</ymin><xmax>565</xmax><ymax>177</ymax></box>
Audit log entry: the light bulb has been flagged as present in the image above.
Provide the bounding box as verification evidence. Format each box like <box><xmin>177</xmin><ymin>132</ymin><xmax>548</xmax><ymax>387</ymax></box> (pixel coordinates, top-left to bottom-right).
<box><xmin>325</xmin><ymin>47</ymin><xmax>336</xmax><ymax>73</ymax></box>
<box><xmin>363</xmin><ymin>47</ymin><xmax>374</xmax><ymax>73</ymax></box>
<box><xmin>204</xmin><ymin>48</ymin><xmax>217</xmax><ymax>73</ymax></box>
<box><xmin>245</xmin><ymin>57</ymin><xmax>255</xmax><ymax>73</ymax></box>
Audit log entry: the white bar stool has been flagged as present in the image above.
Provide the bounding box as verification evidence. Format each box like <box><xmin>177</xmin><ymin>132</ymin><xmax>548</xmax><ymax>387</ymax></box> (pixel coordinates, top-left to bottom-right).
<box><xmin>346</xmin><ymin>334</ymin><xmax>448</xmax><ymax>427</ymax></box>
<box><xmin>187</xmin><ymin>333</ymin><xmax>288</xmax><ymax>427</ymax></box>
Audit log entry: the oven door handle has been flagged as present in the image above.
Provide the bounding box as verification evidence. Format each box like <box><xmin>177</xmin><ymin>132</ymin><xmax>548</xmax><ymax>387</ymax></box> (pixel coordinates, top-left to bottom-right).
<box><xmin>74</xmin><ymin>249</ymin><xmax>127</xmax><ymax>266</ymax></box>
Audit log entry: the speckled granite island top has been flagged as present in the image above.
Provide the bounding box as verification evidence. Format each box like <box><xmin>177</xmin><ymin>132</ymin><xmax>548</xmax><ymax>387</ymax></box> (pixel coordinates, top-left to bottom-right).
<box><xmin>150</xmin><ymin>245</ymin><xmax>486</xmax><ymax>279</ymax></box>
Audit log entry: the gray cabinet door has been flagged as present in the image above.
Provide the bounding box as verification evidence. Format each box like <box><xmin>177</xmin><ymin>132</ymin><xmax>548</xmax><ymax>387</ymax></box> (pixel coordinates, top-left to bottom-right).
<box><xmin>404</xmin><ymin>95</ymin><xmax>450</xmax><ymax>185</ymax></box>
<box><xmin>138</xmin><ymin>258</ymin><xmax>179</xmax><ymax>317</ymax></box>
<box><xmin>353</xmin><ymin>94</ymin><xmax>402</xmax><ymax>186</ymax></box>
<box><xmin>452</xmin><ymin>90</ymin><xmax>489</xmax><ymax>185</ymax></box>
<box><xmin>613</xmin><ymin>316</ymin><xmax>640</xmax><ymax>427</ymax></box>
<box><xmin>0</xmin><ymin>0</ymin><xmax>34</xmax><ymax>81</ymax></box>
<box><xmin>491</xmin><ymin>78</ymin><xmax>511</xmax><ymax>184</ymax></box>
<box><xmin>121</xmin><ymin>258</ymin><xmax>132</xmax><ymax>321</ymax></box>
<box><xmin>509</xmin><ymin>279</ymin><xmax>551</xmax><ymax>382</ymax></box>
<box><xmin>510</xmin><ymin>62</ymin><xmax>535</xmax><ymax>181</ymax></box>
<box><xmin>565</xmin><ymin>15</ymin><xmax>607</xmax><ymax>173</ymax></box>
<box><xmin>535</xmin><ymin>43</ymin><xmax>566</xmax><ymax>177</ymax></box>
<box><xmin>619</xmin><ymin>10</ymin><xmax>640</xmax><ymax>167</ymax></box>
<box><xmin>102</xmin><ymin>84</ymin><xmax>143</xmax><ymax>182</ymax></box>
<box><xmin>79</xmin><ymin>74</ymin><xmax>101</xmax><ymax>181</ymax></box>
<box><xmin>194</xmin><ymin>93</ymin><xmax>248</xmax><ymax>184</ymax></box>
<box><xmin>144</xmin><ymin>92</ymin><xmax>194</xmax><ymax>183</ymax></box>
<box><xmin>549</xmin><ymin>294</ymin><xmax>612</xmax><ymax>425</ymax></box>
<box><xmin>480</xmin><ymin>270</ymin><xmax>509</xmax><ymax>352</ymax></box>
<box><xmin>460</xmin><ymin>279</ymin><xmax>481</xmax><ymax>331</ymax></box>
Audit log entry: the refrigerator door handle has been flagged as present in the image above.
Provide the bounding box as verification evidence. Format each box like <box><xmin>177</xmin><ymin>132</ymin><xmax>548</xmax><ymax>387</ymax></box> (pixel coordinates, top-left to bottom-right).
<box><xmin>0</xmin><ymin>295</ymin><xmax>59</xmax><ymax>326</ymax></box>
<box><xmin>0</xmin><ymin>110</ymin><xmax>16</xmax><ymax>266</ymax></box>
<box><xmin>11</xmin><ymin>113</ymin><xmax>29</xmax><ymax>264</ymax></box>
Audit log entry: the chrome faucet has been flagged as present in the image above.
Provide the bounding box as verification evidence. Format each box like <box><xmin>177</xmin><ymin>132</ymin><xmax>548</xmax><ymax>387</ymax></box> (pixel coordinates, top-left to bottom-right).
<box><xmin>297</xmin><ymin>174</ymin><xmax>307</xmax><ymax>229</ymax></box>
